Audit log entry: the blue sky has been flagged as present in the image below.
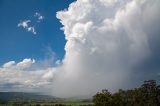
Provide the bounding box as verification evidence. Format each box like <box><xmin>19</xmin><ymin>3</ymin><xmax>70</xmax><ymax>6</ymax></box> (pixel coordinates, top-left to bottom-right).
<box><xmin>0</xmin><ymin>0</ymin><xmax>75</xmax><ymax>65</ymax></box>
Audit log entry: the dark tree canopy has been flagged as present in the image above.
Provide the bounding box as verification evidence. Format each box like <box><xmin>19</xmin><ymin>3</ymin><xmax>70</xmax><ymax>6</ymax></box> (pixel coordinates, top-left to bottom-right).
<box><xmin>93</xmin><ymin>80</ymin><xmax>160</xmax><ymax>106</ymax></box>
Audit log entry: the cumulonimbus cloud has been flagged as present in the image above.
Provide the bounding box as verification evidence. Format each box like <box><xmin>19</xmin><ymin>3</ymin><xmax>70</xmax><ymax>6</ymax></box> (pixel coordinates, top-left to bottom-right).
<box><xmin>1</xmin><ymin>0</ymin><xmax>160</xmax><ymax>97</ymax></box>
<box><xmin>52</xmin><ymin>0</ymin><xmax>160</xmax><ymax>97</ymax></box>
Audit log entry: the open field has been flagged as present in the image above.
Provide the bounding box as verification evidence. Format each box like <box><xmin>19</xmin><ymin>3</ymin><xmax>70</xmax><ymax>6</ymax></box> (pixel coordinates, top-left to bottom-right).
<box><xmin>0</xmin><ymin>102</ymin><xmax>93</xmax><ymax>106</ymax></box>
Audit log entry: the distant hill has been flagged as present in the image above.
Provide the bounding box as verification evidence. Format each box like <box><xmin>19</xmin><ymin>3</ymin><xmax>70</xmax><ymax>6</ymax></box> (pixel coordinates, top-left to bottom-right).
<box><xmin>0</xmin><ymin>92</ymin><xmax>59</xmax><ymax>103</ymax></box>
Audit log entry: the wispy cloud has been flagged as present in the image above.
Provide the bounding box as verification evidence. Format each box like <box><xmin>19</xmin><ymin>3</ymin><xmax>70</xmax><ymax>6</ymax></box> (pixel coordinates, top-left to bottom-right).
<box><xmin>17</xmin><ymin>20</ymin><xmax>31</xmax><ymax>28</ymax></box>
<box><xmin>17</xmin><ymin>12</ymin><xmax>44</xmax><ymax>35</ymax></box>
<box><xmin>27</xmin><ymin>26</ymin><xmax>36</xmax><ymax>35</ymax></box>
<box><xmin>34</xmin><ymin>12</ymin><xmax>45</xmax><ymax>22</ymax></box>
<box><xmin>18</xmin><ymin>20</ymin><xmax>36</xmax><ymax>35</ymax></box>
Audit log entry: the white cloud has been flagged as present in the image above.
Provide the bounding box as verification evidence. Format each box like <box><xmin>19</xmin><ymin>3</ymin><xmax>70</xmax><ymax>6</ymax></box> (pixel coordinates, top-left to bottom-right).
<box><xmin>18</xmin><ymin>20</ymin><xmax>37</xmax><ymax>35</ymax></box>
<box><xmin>53</xmin><ymin>0</ymin><xmax>160</xmax><ymax>97</ymax></box>
<box><xmin>17</xmin><ymin>12</ymin><xmax>44</xmax><ymax>35</ymax></box>
<box><xmin>55</xmin><ymin>60</ymin><xmax>61</xmax><ymax>65</ymax></box>
<box><xmin>18</xmin><ymin>20</ymin><xmax>31</xmax><ymax>28</ymax></box>
<box><xmin>3</xmin><ymin>61</ymin><xmax>15</xmax><ymax>68</ymax></box>
<box><xmin>0</xmin><ymin>58</ymin><xmax>56</xmax><ymax>92</ymax></box>
<box><xmin>16</xmin><ymin>58</ymin><xmax>35</xmax><ymax>69</ymax></box>
<box><xmin>2</xmin><ymin>0</ymin><xmax>160</xmax><ymax>97</ymax></box>
<box><xmin>34</xmin><ymin>12</ymin><xmax>44</xmax><ymax>22</ymax></box>
<box><xmin>42</xmin><ymin>68</ymin><xmax>55</xmax><ymax>81</ymax></box>
<box><xmin>27</xmin><ymin>27</ymin><xmax>36</xmax><ymax>35</ymax></box>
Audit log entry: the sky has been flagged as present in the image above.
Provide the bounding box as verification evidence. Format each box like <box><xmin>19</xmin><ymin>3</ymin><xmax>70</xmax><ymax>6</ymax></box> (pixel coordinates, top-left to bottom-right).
<box><xmin>0</xmin><ymin>0</ymin><xmax>160</xmax><ymax>98</ymax></box>
<box><xmin>0</xmin><ymin>0</ymin><xmax>75</xmax><ymax>65</ymax></box>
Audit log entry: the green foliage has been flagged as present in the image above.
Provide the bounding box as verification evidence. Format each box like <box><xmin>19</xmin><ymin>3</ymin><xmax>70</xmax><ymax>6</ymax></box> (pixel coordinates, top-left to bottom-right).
<box><xmin>92</xmin><ymin>80</ymin><xmax>160</xmax><ymax>106</ymax></box>
<box><xmin>93</xmin><ymin>89</ymin><xmax>112</xmax><ymax>106</ymax></box>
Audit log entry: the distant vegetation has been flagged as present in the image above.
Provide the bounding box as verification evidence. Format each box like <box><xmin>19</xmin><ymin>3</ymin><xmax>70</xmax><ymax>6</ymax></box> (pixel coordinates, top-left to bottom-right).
<box><xmin>0</xmin><ymin>92</ymin><xmax>92</xmax><ymax>106</ymax></box>
<box><xmin>93</xmin><ymin>80</ymin><xmax>160</xmax><ymax>106</ymax></box>
<box><xmin>0</xmin><ymin>92</ymin><xmax>59</xmax><ymax>103</ymax></box>
<box><xmin>0</xmin><ymin>80</ymin><xmax>159</xmax><ymax>106</ymax></box>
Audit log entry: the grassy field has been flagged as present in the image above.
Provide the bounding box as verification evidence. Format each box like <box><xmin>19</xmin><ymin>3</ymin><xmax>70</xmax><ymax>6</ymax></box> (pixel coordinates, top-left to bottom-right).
<box><xmin>29</xmin><ymin>102</ymin><xmax>93</xmax><ymax>106</ymax></box>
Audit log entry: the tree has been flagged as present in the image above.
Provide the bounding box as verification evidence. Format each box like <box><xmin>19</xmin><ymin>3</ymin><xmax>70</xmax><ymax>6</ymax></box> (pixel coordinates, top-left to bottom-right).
<box><xmin>92</xmin><ymin>89</ymin><xmax>113</xmax><ymax>106</ymax></box>
<box><xmin>112</xmin><ymin>89</ymin><xmax>126</xmax><ymax>106</ymax></box>
<box><xmin>140</xmin><ymin>80</ymin><xmax>159</xmax><ymax>106</ymax></box>
<box><xmin>92</xmin><ymin>80</ymin><xmax>160</xmax><ymax>106</ymax></box>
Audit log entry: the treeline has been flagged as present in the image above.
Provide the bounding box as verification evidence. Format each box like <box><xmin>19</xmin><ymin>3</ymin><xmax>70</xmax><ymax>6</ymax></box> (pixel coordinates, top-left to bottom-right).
<box><xmin>92</xmin><ymin>80</ymin><xmax>160</xmax><ymax>106</ymax></box>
